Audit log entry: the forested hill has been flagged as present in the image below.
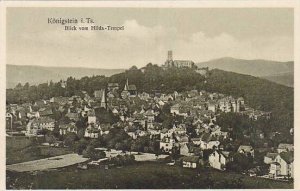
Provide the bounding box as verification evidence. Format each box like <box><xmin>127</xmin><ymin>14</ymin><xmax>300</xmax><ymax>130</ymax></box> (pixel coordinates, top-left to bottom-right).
<box><xmin>7</xmin><ymin>65</ymin><xmax>293</xmax><ymax>138</ymax></box>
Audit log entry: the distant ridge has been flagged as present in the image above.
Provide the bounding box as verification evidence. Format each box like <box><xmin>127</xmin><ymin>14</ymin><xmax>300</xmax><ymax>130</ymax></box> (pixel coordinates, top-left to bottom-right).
<box><xmin>196</xmin><ymin>57</ymin><xmax>293</xmax><ymax>87</ymax></box>
<box><xmin>7</xmin><ymin>57</ymin><xmax>294</xmax><ymax>89</ymax></box>
<box><xmin>261</xmin><ymin>72</ymin><xmax>294</xmax><ymax>87</ymax></box>
<box><xmin>6</xmin><ymin>65</ymin><xmax>125</xmax><ymax>89</ymax></box>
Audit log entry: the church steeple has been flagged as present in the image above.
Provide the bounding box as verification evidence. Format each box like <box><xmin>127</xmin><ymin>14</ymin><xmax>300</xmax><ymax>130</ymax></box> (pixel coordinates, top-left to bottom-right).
<box><xmin>124</xmin><ymin>78</ymin><xmax>129</xmax><ymax>91</ymax></box>
<box><xmin>100</xmin><ymin>89</ymin><xmax>107</xmax><ymax>109</ymax></box>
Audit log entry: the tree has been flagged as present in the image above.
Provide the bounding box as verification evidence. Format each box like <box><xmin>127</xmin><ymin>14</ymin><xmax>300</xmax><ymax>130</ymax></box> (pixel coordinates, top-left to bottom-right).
<box><xmin>74</xmin><ymin>138</ymin><xmax>89</xmax><ymax>155</ymax></box>
<box><xmin>63</xmin><ymin>132</ymin><xmax>78</xmax><ymax>147</ymax></box>
<box><xmin>226</xmin><ymin>153</ymin><xmax>253</xmax><ymax>173</ymax></box>
<box><xmin>77</xmin><ymin>128</ymin><xmax>86</xmax><ymax>139</ymax></box>
<box><xmin>45</xmin><ymin>132</ymin><xmax>57</xmax><ymax>144</ymax></box>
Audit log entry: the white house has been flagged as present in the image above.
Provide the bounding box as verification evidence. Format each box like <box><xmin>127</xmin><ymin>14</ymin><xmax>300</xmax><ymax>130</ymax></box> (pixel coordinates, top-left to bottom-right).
<box><xmin>170</xmin><ymin>104</ymin><xmax>180</xmax><ymax>115</ymax></box>
<box><xmin>180</xmin><ymin>143</ymin><xmax>194</xmax><ymax>156</ymax></box>
<box><xmin>237</xmin><ymin>145</ymin><xmax>254</xmax><ymax>157</ymax></box>
<box><xmin>207</xmin><ymin>101</ymin><xmax>218</xmax><ymax>113</ymax></box>
<box><xmin>160</xmin><ymin>137</ymin><xmax>175</xmax><ymax>153</ymax></box>
<box><xmin>84</xmin><ymin>124</ymin><xmax>101</xmax><ymax>139</ymax></box>
<box><xmin>209</xmin><ymin>150</ymin><xmax>232</xmax><ymax>171</ymax></box>
<box><xmin>182</xmin><ymin>156</ymin><xmax>200</xmax><ymax>169</ymax></box>
<box><xmin>200</xmin><ymin>140</ymin><xmax>220</xmax><ymax>150</ymax></box>
<box><xmin>59</xmin><ymin>122</ymin><xmax>78</xmax><ymax>135</ymax></box>
<box><xmin>88</xmin><ymin>115</ymin><xmax>97</xmax><ymax>124</ymax></box>
<box><xmin>269</xmin><ymin>151</ymin><xmax>294</xmax><ymax>179</ymax></box>
<box><xmin>191</xmin><ymin>138</ymin><xmax>201</xmax><ymax>145</ymax></box>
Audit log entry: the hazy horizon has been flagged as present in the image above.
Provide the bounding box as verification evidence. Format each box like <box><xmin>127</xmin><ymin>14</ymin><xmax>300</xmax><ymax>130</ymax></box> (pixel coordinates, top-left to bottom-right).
<box><xmin>7</xmin><ymin>8</ymin><xmax>294</xmax><ymax>69</ymax></box>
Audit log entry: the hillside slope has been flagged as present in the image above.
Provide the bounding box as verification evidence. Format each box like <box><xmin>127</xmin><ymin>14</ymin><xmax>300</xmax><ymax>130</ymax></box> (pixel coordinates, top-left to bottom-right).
<box><xmin>196</xmin><ymin>57</ymin><xmax>293</xmax><ymax>86</ymax></box>
<box><xmin>261</xmin><ymin>72</ymin><xmax>293</xmax><ymax>87</ymax></box>
<box><xmin>6</xmin><ymin>65</ymin><xmax>125</xmax><ymax>89</ymax></box>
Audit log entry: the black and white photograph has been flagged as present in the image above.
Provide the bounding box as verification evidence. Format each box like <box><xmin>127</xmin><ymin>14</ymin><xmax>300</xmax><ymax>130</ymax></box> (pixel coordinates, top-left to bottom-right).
<box><xmin>3</xmin><ymin>2</ymin><xmax>297</xmax><ymax>189</ymax></box>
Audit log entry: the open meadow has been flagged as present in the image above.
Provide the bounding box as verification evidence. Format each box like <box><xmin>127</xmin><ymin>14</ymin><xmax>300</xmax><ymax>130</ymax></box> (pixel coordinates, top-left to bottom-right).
<box><xmin>6</xmin><ymin>162</ymin><xmax>293</xmax><ymax>189</ymax></box>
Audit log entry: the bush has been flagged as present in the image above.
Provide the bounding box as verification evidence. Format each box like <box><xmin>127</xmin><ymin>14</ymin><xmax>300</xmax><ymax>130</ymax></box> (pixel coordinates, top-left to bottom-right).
<box><xmin>111</xmin><ymin>154</ymin><xmax>135</xmax><ymax>166</ymax></box>
<box><xmin>82</xmin><ymin>145</ymin><xmax>106</xmax><ymax>160</ymax></box>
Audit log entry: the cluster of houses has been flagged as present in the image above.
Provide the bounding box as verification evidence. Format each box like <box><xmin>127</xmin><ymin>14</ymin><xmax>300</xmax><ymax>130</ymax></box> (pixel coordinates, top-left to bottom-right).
<box><xmin>6</xmin><ymin>73</ymin><xmax>292</xmax><ymax>180</ymax></box>
<box><xmin>180</xmin><ymin>143</ymin><xmax>294</xmax><ymax>180</ymax></box>
<box><xmin>170</xmin><ymin>91</ymin><xmax>270</xmax><ymax>121</ymax></box>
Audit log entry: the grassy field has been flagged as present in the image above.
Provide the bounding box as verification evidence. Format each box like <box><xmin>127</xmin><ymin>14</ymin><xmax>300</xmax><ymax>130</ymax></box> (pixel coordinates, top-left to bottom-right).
<box><xmin>6</xmin><ymin>162</ymin><xmax>293</xmax><ymax>189</ymax></box>
<box><xmin>6</xmin><ymin>136</ymin><xmax>72</xmax><ymax>165</ymax></box>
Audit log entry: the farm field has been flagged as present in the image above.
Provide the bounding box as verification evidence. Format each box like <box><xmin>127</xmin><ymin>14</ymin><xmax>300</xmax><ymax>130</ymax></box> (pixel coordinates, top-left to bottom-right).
<box><xmin>6</xmin><ymin>162</ymin><xmax>293</xmax><ymax>189</ymax></box>
<box><xmin>6</xmin><ymin>153</ymin><xmax>89</xmax><ymax>172</ymax></box>
<box><xmin>6</xmin><ymin>136</ymin><xmax>72</xmax><ymax>165</ymax></box>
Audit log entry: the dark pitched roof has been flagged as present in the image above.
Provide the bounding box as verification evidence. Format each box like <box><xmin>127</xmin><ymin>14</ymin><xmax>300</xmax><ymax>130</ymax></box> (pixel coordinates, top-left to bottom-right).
<box><xmin>128</xmin><ymin>85</ymin><xmax>137</xmax><ymax>91</ymax></box>
<box><xmin>200</xmin><ymin>132</ymin><xmax>211</xmax><ymax>142</ymax></box>
<box><xmin>34</xmin><ymin>117</ymin><xmax>55</xmax><ymax>124</ymax></box>
<box><xmin>265</xmin><ymin>152</ymin><xmax>278</xmax><ymax>160</ymax></box>
<box><xmin>39</xmin><ymin>108</ymin><xmax>53</xmax><ymax>116</ymax></box>
<box><xmin>161</xmin><ymin>128</ymin><xmax>169</xmax><ymax>133</ymax></box>
<box><xmin>280</xmin><ymin>151</ymin><xmax>294</xmax><ymax>164</ymax></box>
<box><xmin>66</xmin><ymin>112</ymin><xmax>80</xmax><ymax>119</ymax></box>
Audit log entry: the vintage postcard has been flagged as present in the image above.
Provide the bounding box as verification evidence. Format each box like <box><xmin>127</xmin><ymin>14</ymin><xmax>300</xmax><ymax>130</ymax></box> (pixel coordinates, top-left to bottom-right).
<box><xmin>1</xmin><ymin>1</ymin><xmax>299</xmax><ymax>190</ymax></box>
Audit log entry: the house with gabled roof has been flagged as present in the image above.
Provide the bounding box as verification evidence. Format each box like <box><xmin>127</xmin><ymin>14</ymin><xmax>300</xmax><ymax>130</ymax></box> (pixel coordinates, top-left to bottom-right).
<box><xmin>269</xmin><ymin>151</ymin><xmax>294</xmax><ymax>179</ymax></box>
<box><xmin>39</xmin><ymin>107</ymin><xmax>53</xmax><ymax>117</ymax></box>
<box><xmin>59</xmin><ymin>122</ymin><xmax>78</xmax><ymax>135</ymax></box>
<box><xmin>209</xmin><ymin>150</ymin><xmax>233</xmax><ymax>171</ymax></box>
<box><xmin>84</xmin><ymin>123</ymin><xmax>101</xmax><ymax>139</ymax></box>
<box><xmin>160</xmin><ymin>137</ymin><xmax>176</xmax><ymax>154</ymax></box>
<box><xmin>170</xmin><ymin>104</ymin><xmax>180</xmax><ymax>115</ymax></box>
<box><xmin>264</xmin><ymin>152</ymin><xmax>278</xmax><ymax>164</ymax></box>
<box><xmin>238</xmin><ymin>145</ymin><xmax>255</xmax><ymax>157</ymax></box>
<box><xmin>277</xmin><ymin>143</ymin><xmax>294</xmax><ymax>153</ymax></box>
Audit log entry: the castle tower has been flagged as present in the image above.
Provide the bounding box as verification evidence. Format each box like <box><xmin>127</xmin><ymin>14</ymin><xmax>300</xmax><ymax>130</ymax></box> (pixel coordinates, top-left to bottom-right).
<box><xmin>167</xmin><ymin>50</ymin><xmax>173</xmax><ymax>61</ymax></box>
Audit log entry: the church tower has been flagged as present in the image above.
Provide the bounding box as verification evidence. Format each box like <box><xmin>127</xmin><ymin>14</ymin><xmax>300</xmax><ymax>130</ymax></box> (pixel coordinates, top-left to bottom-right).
<box><xmin>100</xmin><ymin>89</ymin><xmax>107</xmax><ymax>109</ymax></box>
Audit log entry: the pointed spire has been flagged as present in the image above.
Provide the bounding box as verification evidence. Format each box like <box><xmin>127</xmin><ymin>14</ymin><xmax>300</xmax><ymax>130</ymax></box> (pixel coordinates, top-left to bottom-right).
<box><xmin>124</xmin><ymin>78</ymin><xmax>129</xmax><ymax>91</ymax></box>
<box><xmin>101</xmin><ymin>89</ymin><xmax>107</xmax><ymax>109</ymax></box>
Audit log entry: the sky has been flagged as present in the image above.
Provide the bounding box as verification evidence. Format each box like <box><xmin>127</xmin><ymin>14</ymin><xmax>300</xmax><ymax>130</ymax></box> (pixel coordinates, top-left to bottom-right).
<box><xmin>7</xmin><ymin>8</ymin><xmax>294</xmax><ymax>69</ymax></box>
